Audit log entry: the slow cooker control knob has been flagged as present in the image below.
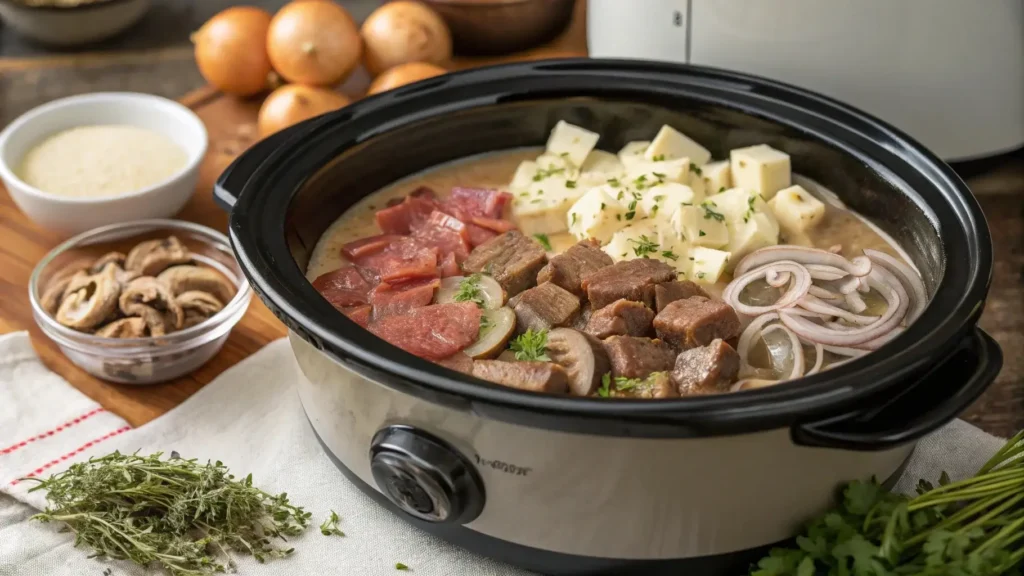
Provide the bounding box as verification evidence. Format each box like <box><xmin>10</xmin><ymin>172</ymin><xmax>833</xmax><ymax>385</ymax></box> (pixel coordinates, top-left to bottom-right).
<box><xmin>369</xmin><ymin>426</ymin><xmax>484</xmax><ymax>524</ymax></box>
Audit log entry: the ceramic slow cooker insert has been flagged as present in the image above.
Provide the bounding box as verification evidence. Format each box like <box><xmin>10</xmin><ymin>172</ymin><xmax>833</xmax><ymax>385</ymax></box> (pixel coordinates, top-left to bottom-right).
<box><xmin>216</xmin><ymin>60</ymin><xmax>1001</xmax><ymax>575</ymax></box>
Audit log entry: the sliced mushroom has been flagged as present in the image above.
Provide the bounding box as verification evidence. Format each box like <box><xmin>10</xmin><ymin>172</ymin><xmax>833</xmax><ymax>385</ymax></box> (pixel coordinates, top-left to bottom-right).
<box><xmin>89</xmin><ymin>251</ymin><xmax>126</xmax><ymax>273</ymax></box>
<box><xmin>95</xmin><ymin>317</ymin><xmax>148</xmax><ymax>338</ymax></box>
<box><xmin>120</xmin><ymin>277</ymin><xmax>184</xmax><ymax>333</ymax></box>
<box><xmin>157</xmin><ymin>265</ymin><xmax>236</xmax><ymax>304</ymax></box>
<box><xmin>176</xmin><ymin>290</ymin><xmax>224</xmax><ymax>329</ymax></box>
<box><xmin>55</xmin><ymin>265</ymin><xmax>121</xmax><ymax>331</ymax></box>
<box><xmin>546</xmin><ymin>328</ymin><xmax>611</xmax><ymax>396</ymax></box>
<box><xmin>124</xmin><ymin>236</ymin><xmax>192</xmax><ymax>276</ymax></box>
<box><xmin>69</xmin><ymin>263</ymin><xmax>139</xmax><ymax>293</ymax></box>
<box><xmin>435</xmin><ymin>275</ymin><xmax>506</xmax><ymax>309</ymax></box>
<box><xmin>39</xmin><ymin>260</ymin><xmax>92</xmax><ymax>315</ymax></box>
<box><xmin>463</xmin><ymin>307</ymin><xmax>516</xmax><ymax>359</ymax></box>
<box><xmin>471</xmin><ymin>360</ymin><xmax>569</xmax><ymax>394</ymax></box>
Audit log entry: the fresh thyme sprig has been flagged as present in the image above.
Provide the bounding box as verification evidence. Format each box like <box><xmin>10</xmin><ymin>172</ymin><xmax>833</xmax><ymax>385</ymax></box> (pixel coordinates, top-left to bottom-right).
<box><xmin>26</xmin><ymin>452</ymin><xmax>312</xmax><ymax>576</ymax></box>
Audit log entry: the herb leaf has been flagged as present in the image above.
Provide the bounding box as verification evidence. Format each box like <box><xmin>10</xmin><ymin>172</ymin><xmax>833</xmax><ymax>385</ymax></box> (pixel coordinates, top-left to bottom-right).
<box><xmin>628</xmin><ymin>235</ymin><xmax>659</xmax><ymax>258</ymax></box>
<box><xmin>396</xmin><ymin>562</ymin><xmax>410</xmax><ymax>571</ymax></box>
<box><xmin>533</xmin><ymin>234</ymin><xmax>553</xmax><ymax>251</ymax></box>
<box><xmin>510</xmin><ymin>329</ymin><xmax>550</xmax><ymax>362</ymax></box>
<box><xmin>701</xmin><ymin>202</ymin><xmax>725</xmax><ymax>222</ymax></box>
<box><xmin>320</xmin><ymin>510</ymin><xmax>345</xmax><ymax>537</ymax></box>
<box><xmin>453</xmin><ymin>273</ymin><xmax>485</xmax><ymax>307</ymax></box>
<box><xmin>597</xmin><ymin>373</ymin><xmax>611</xmax><ymax>397</ymax></box>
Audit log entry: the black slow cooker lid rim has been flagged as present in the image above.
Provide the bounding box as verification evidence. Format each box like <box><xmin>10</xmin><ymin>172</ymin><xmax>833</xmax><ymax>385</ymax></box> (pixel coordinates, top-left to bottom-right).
<box><xmin>228</xmin><ymin>59</ymin><xmax>992</xmax><ymax>434</ymax></box>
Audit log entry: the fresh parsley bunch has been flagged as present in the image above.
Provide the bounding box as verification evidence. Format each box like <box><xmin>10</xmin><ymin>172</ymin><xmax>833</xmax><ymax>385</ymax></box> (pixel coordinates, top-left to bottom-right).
<box><xmin>753</xmin><ymin>430</ymin><xmax>1024</xmax><ymax>576</ymax></box>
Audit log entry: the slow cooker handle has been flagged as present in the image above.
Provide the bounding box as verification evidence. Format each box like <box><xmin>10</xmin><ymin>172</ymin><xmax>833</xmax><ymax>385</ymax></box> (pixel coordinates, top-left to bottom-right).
<box><xmin>791</xmin><ymin>327</ymin><xmax>1002</xmax><ymax>451</ymax></box>
<box><xmin>213</xmin><ymin>116</ymin><xmax>333</xmax><ymax>212</ymax></box>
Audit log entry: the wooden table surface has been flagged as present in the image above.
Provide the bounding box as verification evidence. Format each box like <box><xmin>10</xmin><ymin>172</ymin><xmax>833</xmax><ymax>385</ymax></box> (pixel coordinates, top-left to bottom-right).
<box><xmin>1</xmin><ymin>0</ymin><xmax>1021</xmax><ymax>437</ymax></box>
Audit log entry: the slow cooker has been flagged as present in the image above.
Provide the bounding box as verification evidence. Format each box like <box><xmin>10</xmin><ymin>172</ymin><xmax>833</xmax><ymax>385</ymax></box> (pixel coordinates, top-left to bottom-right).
<box><xmin>215</xmin><ymin>60</ymin><xmax>1002</xmax><ymax>575</ymax></box>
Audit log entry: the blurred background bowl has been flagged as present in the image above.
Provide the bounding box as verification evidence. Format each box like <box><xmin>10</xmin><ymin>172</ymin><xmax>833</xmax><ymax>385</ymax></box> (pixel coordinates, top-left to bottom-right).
<box><xmin>0</xmin><ymin>0</ymin><xmax>150</xmax><ymax>48</ymax></box>
<box><xmin>423</xmin><ymin>0</ymin><xmax>574</xmax><ymax>56</ymax></box>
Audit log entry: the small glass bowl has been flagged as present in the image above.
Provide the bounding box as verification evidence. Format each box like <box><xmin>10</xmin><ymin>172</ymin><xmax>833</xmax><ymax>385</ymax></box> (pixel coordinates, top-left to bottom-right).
<box><xmin>29</xmin><ymin>219</ymin><xmax>252</xmax><ymax>385</ymax></box>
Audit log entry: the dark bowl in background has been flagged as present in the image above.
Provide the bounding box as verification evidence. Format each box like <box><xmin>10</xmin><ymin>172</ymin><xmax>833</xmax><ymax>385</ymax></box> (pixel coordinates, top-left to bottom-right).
<box><xmin>423</xmin><ymin>0</ymin><xmax>575</xmax><ymax>55</ymax></box>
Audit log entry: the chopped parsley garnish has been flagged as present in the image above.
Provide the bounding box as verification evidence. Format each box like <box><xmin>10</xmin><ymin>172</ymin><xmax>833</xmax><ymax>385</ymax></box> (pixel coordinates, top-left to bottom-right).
<box><xmin>652</xmin><ymin>172</ymin><xmax>666</xmax><ymax>179</ymax></box>
<box><xmin>570</xmin><ymin>213</ymin><xmax>579</xmax><ymax>225</ymax></box>
<box><xmin>652</xmin><ymin>154</ymin><xmax>666</xmax><ymax>161</ymax></box>
<box><xmin>624</xmin><ymin>211</ymin><xmax>636</xmax><ymax>220</ymax></box>
<box><xmin>530</xmin><ymin>199</ymin><xmax>542</xmax><ymax>204</ymax></box>
<box><xmin>628</xmin><ymin>234</ymin><xmax>659</xmax><ymax>257</ymax></box>
<box><xmin>613</xmin><ymin>376</ymin><xmax>643</xmax><ymax>391</ymax></box>
<box><xmin>699</xmin><ymin>230</ymin><xmax>706</xmax><ymax>237</ymax></box>
<box><xmin>597</xmin><ymin>373</ymin><xmax>612</xmax><ymax>397</ymax></box>
<box><xmin>616</xmin><ymin>214</ymin><xmax>622</xmax><ymax>221</ymax></box>
<box><xmin>719</xmin><ymin>186</ymin><xmax>726</xmax><ymax>193</ymax></box>
<box><xmin>650</xmin><ymin>205</ymin><xmax>659</xmax><ymax>216</ymax></box>
<box><xmin>701</xmin><ymin>202</ymin><xmax>725</xmax><ymax>222</ymax></box>
<box><xmin>537</xmin><ymin>189</ymin><xmax>544</xmax><ymax>195</ymax></box>
<box><xmin>519</xmin><ymin>192</ymin><xmax>529</xmax><ymax>197</ymax></box>
<box><xmin>453</xmin><ymin>274</ymin><xmax>485</xmax><ymax>307</ymax></box>
<box><xmin>617</xmin><ymin>190</ymin><xmax>625</xmax><ymax>201</ymax></box>
<box><xmin>600</xmin><ymin>202</ymin><xmax>606</xmax><ymax>211</ymax></box>
<box><xmin>532</xmin><ymin>166</ymin><xmax>565</xmax><ymax>181</ymax></box>
<box><xmin>510</xmin><ymin>329</ymin><xmax>550</xmax><ymax>362</ymax></box>
<box><xmin>479</xmin><ymin>314</ymin><xmax>494</xmax><ymax>336</ymax></box>
<box><xmin>661</xmin><ymin>250</ymin><xmax>679</xmax><ymax>260</ymax></box>
<box><xmin>697</xmin><ymin>272</ymin><xmax>706</xmax><ymax>279</ymax></box>
<box><xmin>533</xmin><ymin>233</ymin><xmax>552</xmax><ymax>251</ymax></box>
<box><xmin>566</xmin><ymin>180</ymin><xmax>577</xmax><ymax>189</ymax></box>
<box><xmin>689</xmin><ymin>162</ymin><xmax>702</xmax><ymax>176</ymax></box>
<box><xmin>396</xmin><ymin>563</ymin><xmax>410</xmax><ymax>571</ymax></box>
<box><xmin>652</xmin><ymin>195</ymin><xmax>666</xmax><ymax>203</ymax></box>
<box><xmin>607</xmin><ymin>177</ymin><xmax>620</xmax><ymax>187</ymax></box>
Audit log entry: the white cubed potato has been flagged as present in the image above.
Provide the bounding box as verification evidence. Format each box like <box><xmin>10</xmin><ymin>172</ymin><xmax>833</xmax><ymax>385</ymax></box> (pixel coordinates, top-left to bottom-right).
<box><xmin>639</xmin><ymin>182</ymin><xmax>697</xmax><ymax>223</ymax></box>
<box><xmin>566</xmin><ymin>185</ymin><xmax>630</xmax><ymax>243</ymax></box>
<box><xmin>535</xmin><ymin>152</ymin><xmax>580</xmax><ymax>180</ymax></box>
<box><xmin>512</xmin><ymin>177</ymin><xmax>585</xmax><ymax>236</ymax></box>
<box><xmin>726</xmin><ymin>212</ymin><xmax>779</xmax><ymax>264</ymax></box>
<box><xmin>671</xmin><ymin>205</ymin><xmax>729</xmax><ymax>249</ymax></box>
<box><xmin>644</xmin><ymin>125</ymin><xmax>712</xmax><ymax>166</ymax></box>
<box><xmin>702</xmin><ymin>187</ymin><xmax>750</xmax><ymax>223</ymax></box>
<box><xmin>768</xmin><ymin>184</ymin><xmax>827</xmax><ymax>235</ymax></box>
<box><xmin>509</xmin><ymin>160</ymin><xmax>539</xmax><ymax>193</ymax></box>
<box><xmin>690</xmin><ymin>247</ymin><xmax>731</xmax><ymax>284</ymax></box>
<box><xmin>730</xmin><ymin>144</ymin><xmax>791</xmax><ymax>200</ymax></box>
<box><xmin>701</xmin><ymin>160</ymin><xmax>732</xmax><ymax>194</ymax></box>
<box><xmin>545</xmin><ymin>121</ymin><xmax>600</xmax><ymax>167</ymax></box>
<box><xmin>625</xmin><ymin>157</ymin><xmax>689</xmax><ymax>185</ymax></box>
<box><xmin>687</xmin><ymin>173</ymin><xmax>707</xmax><ymax>204</ymax></box>
<box><xmin>603</xmin><ymin>219</ymin><xmax>674</xmax><ymax>262</ymax></box>
<box><xmin>580</xmin><ymin>149</ymin><xmax>624</xmax><ymax>175</ymax></box>
<box><xmin>617</xmin><ymin>140</ymin><xmax>650</xmax><ymax>170</ymax></box>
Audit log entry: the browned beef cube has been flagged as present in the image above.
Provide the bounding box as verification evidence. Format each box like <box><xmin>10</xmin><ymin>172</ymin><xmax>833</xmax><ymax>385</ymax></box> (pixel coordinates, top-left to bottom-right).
<box><xmin>654</xmin><ymin>280</ymin><xmax>710</xmax><ymax>312</ymax></box>
<box><xmin>512</xmin><ymin>282</ymin><xmax>580</xmax><ymax>333</ymax></box>
<box><xmin>581</xmin><ymin>259</ymin><xmax>676</xmax><ymax>309</ymax></box>
<box><xmin>463</xmin><ymin>231</ymin><xmax>547</xmax><ymax>297</ymax></box>
<box><xmin>572</xmin><ymin>303</ymin><xmax>593</xmax><ymax>331</ymax></box>
<box><xmin>671</xmin><ymin>339</ymin><xmax>740</xmax><ymax>395</ymax></box>
<box><xmin>584</xmin><ymin>298</ymin><xmax>654</xmax><ymax>339</ymax></box>
<box><xmin>607</xmin><ymin>372</ymin><xmax>678</xmax><ymax>399</ymax></box>
<box><xmin>536</xmin><ymin>239</ymin><xmax>613</xmax><ymax>297</ymax></box>
<box><xmin>472</xmin><ymin>360</ymin><xmax>568</xmax><ymax>394</ymax></box>
<box><xmin>653</xmin><ymin>297</ymin><xmax>741</xmax><ymax>349</ymax></box>
<box><xmin>602</xmin><ymin>335</ymin><xmax>677</xmax><ymax>379</ymax></box>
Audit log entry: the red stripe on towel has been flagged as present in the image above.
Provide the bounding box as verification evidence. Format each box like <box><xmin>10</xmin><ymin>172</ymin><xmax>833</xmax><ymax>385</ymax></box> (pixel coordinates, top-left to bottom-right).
<box><xmin>0</xmin><ymin>407</ymin><xmax>107</xmax><ymax>456</ymax></box>
<box><xmin>8</xmin><ymin>426</ymin><xmax>132</xmax><ymax>486</ymax></box>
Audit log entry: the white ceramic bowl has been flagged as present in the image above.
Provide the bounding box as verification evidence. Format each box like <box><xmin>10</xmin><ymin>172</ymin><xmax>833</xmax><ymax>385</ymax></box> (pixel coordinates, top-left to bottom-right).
<box><xmin>0</xmin><ymin>92</ymin><xmax>208</xmax><ymax>236</ymax></box>
<box><xmin>0</xmin><ymin>0</ymin><xmax>151</xmax><ymax>47</ymax></box>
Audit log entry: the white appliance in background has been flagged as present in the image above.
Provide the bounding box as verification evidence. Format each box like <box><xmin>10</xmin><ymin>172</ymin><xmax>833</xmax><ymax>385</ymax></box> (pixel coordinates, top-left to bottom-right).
<box><xmin>587</xmin><ymin>0</ymin><xmax>1024</xmax><ymax>162</ymax></box>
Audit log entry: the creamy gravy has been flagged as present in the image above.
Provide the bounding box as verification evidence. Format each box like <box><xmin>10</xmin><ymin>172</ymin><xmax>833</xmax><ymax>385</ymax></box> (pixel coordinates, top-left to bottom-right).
<box><xmin>308</xmin><ymin>149</ymin><xmax>901</xmax><ymax>293</ymax></box>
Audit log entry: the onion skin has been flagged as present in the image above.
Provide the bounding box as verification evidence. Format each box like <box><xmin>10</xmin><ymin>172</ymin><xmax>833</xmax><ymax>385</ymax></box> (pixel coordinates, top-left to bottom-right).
<box><xmin>268</xmin><ymin>1</ymin><xmax>363</xmax><ymax>86</ymax></box>
<box><xmin>368</xmin><ymin>62</ymin><xmax>447</xmax><ymax>95</ymax></box>
<box><xmin>194</xmin><ymin>7</ymin><xmax>274</xmax><ymax>96</ymax></box>
<box><xmin>361</xmin><ymin>1</ymin><xmax>452</xmax><ymax>76</ymax></box>
<box><xmin>258</xmin><ymin>84</ymin><xmax>351</xmax><ymax>137</ymax></box>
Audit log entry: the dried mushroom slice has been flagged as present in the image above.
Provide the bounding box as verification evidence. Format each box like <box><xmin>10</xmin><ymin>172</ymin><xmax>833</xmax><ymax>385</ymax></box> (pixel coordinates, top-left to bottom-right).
<box><xmin>157</xmin><ymin>265</ymin><xmax>236</xmax><ymax>305</ymax></box>
<box><xmin>124</xmin><ymin>236</ymin><xmax>192</xmax><ymax>276</ymax></box>
<box><xmin>176</xmin><ymin>290</ymin><xmax>224</xmax><ymax>328</ymax></box>
<box><xmin>95</xmin><ymin>317</ymin><xmax>148</xmax><ymax>338</ymax></box>
<box><xmin>119</xmin><ymin>277</ymin><xmax>184</xmax><ymax>334</ymax></box>
<box><xmin>55</xmin><ymin>265</ymin><xmax>122</xmax><ymax>331</ymax></box>
<box><xmin>38</xmin><ymin>260</ymin><xmax>91</xmax><ymax>315</ymax></box>
<box><xmin>89</xmin><ymin>252</ymin><xmax>126</xmax><ymax>273</ymax></box>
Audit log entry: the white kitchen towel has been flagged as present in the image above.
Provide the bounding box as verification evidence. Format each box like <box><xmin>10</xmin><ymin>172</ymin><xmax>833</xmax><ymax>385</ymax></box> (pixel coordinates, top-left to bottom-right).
<box><xmin>0</xmin><ymin>330</ymin><xmax>1009</xmax><ymax>576</ymax></box>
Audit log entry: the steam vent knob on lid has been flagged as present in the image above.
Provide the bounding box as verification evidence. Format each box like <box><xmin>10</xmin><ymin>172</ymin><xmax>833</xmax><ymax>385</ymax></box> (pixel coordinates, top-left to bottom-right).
<box><xmin>369</xmin><ymin>426</ymin><xmax>485</xmax><ymax>524</ymax></box>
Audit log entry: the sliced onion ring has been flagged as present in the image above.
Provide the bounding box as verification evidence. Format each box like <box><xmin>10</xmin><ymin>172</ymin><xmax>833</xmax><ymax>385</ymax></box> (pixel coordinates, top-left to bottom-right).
<box><xmin>797</xmin><ymin>294</ymin><xmax>879</xmax><ymax>325</ymax></box>
<box><xmin>864</xmin><ymin>248</ymin><xmax>927</xmax><ymax>322</ymax></box>
<box><xmin>734</xmin><ymin>246</ymin><xmax>872</xmax><ymax>278</ymax></box>
<box><xmin>723</xmin><ymin>261</ymin><xmax>812</xmax><ymax>316</ymax></box>
<box><xmin>806</xmin><ymin>343</ymin><xmax>825</xmax><ymax>376</ymax></box>
<box><xmin>762</xmin><ymin>324</ymin><xmax>805</xmax><ymax>380</ymax></box>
